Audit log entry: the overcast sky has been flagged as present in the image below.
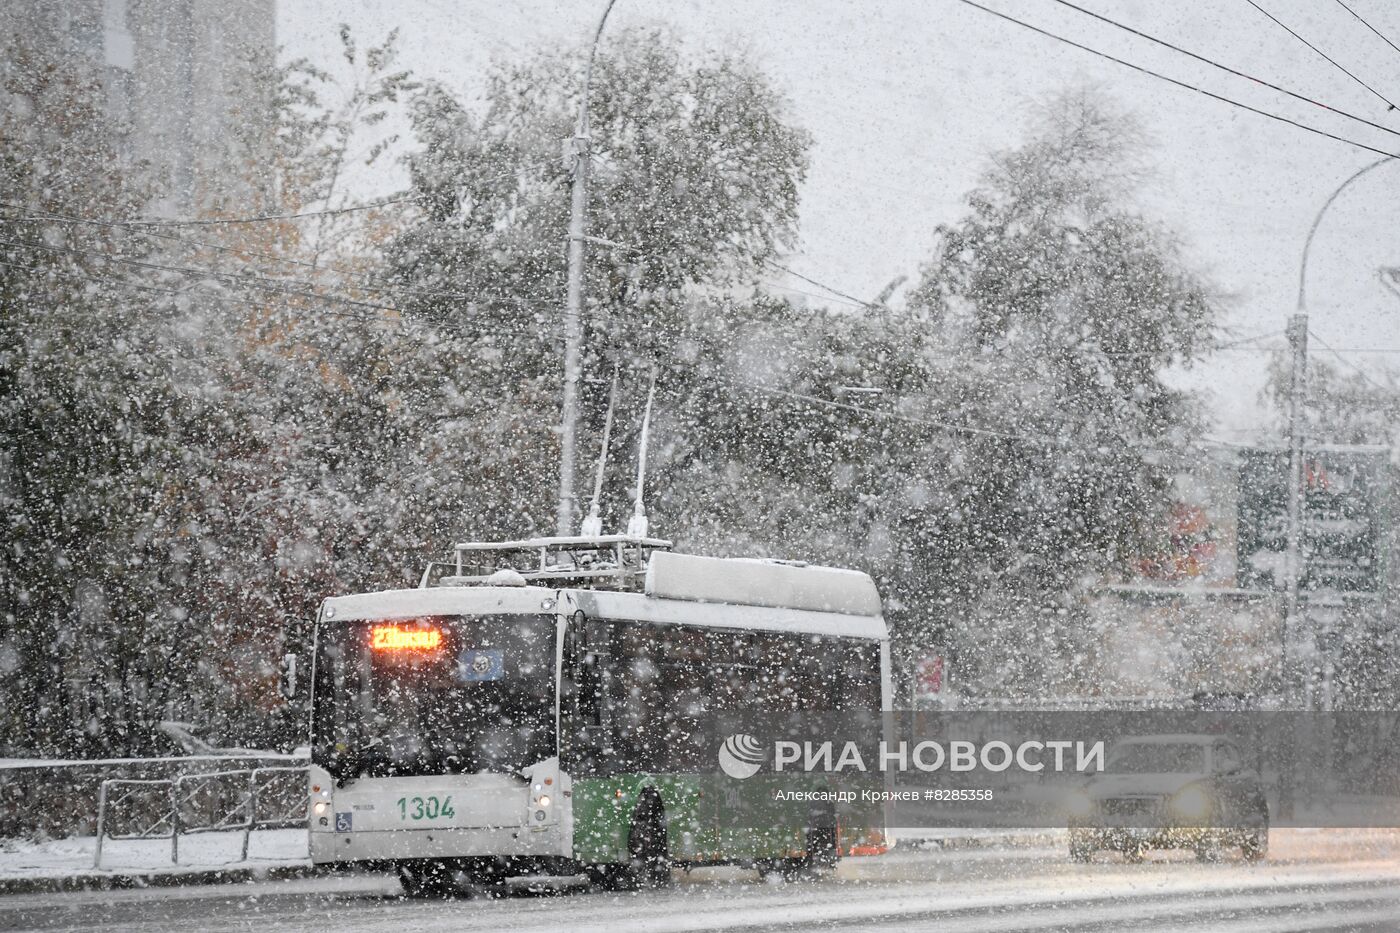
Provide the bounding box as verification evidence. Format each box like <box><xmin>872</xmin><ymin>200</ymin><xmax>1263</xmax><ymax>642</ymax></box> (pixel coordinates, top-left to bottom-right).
<box><xmin>279</xmin><ymin>0</ymin><xmax>1400</xmax><ymax>439</ymax></box>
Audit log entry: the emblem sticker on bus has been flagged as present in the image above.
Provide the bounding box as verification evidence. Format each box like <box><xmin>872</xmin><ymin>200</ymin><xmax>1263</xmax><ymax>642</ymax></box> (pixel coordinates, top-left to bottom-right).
<box><xmin>457</xmin><ymin>647</ymin><xmax>505</xmax><ymax>681</ymax></box>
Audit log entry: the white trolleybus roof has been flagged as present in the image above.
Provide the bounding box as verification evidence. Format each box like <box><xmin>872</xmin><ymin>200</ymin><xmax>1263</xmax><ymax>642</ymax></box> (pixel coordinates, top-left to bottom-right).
<box><xmin>322</xmin><ymin>535</ymin><xmax>887</xmax><ymax>641</ymax></box>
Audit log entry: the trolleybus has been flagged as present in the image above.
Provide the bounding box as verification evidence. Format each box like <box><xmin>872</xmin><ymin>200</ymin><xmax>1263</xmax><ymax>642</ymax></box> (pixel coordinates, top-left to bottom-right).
<box><xmin>307</xmin><ymin>535</ymin><xmax>891</xmax><ymax>895</ymax></box>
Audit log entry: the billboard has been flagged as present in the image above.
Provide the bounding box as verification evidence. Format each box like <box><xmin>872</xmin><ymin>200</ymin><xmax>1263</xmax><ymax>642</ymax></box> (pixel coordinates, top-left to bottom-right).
<box><xmin>1236</xmin><ymin>446</ymin><xmax>1390</xmax><ymax>595</ymax></box>
<box><xmin>1134</xmin><ymin>448</ymin><xmax>1240</xmax><ymax>586</ymax></box>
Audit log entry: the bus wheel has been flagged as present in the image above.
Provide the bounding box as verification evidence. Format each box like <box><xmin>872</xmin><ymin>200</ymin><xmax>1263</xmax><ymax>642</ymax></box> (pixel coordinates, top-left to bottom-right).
<box><xmin>585</xmin><ymin>863</ymin><xmax>632</xmax><ymax>891</ymax></box>
<box><xmin>770</xmin><ymin>828</ymin><xmax>838</xmax><ymax>881</ymax></box>
<box><xmin>757</xmin><ymin>859</ymin><xmax>806</xmax><ymax>883</ymax></box>
<box><xmin>460</xmin><ymin>864</ymin><xmax>510</xmax><ymax>899</ymax></box>
<box><xmin>626</xmin><ymin>796</ymin><xmax>671</xmax><ymax>889</ymax></box>
<box><xmin>587</xmin><ymin>797</ymin><xmax>671</xmax><ymax>891</ymax></box>
<box><xmin>397</xmin><ymin>860</ymin><xmax>455</xmax><ymax>898</ymax></box>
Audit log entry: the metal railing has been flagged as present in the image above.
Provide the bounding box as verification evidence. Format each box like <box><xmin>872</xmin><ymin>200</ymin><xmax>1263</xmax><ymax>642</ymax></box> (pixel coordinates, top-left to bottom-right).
<box><xmin>173</xmin><ymin>769</ymin><xmax>255</xmax><ymax>864</ymax></box>
<box><xmin>92</xmin><ymin>778</ymin><xmax>176</xmax><ymax>870</ymax></box>
<box><xmin>93</xmin><ymin>766</ymin><xmax>308</xmax><ymax>869</ymax></box>
<box><xmin>244</xmin><ymin>766</ymin><xmax>310</xmax><ymax>860</ymax></box>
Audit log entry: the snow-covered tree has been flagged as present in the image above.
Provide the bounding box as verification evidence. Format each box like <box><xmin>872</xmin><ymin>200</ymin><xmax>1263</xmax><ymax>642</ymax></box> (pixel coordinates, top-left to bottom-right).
<box><xmin>386</xmin><ymin>27</ymin><xmax>811</xmax><ymax>537</ymax></box>
<box><xmin>0</xmin><ymin>35</ymin><xmax>208</xmax><ymax>754</ymax></box>
<box><xmin>888</xmin><ymin>89</ymin><xmax>1222</xmax><ymax>696</ymax></box>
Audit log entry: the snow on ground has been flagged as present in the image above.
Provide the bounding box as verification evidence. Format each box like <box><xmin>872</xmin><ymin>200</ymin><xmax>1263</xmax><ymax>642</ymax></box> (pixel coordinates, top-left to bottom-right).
<box><xmin>1</xmin><ymin>834</ymin><xmax>1399</xmax><ymax>932</ymax></box>
<box><xmin>0</xmin><ymin>829</ymin><xmax>1397</xmax><ymax>931</ymax></box>
<box><xmin>0</xmin><ymin>829</ymin><xmax>308</xmax><ymax>881</ymax></box>
<box><xmin>0</xmin><ymin>827</ymin><xmax>1057</xmax><ymax>883</ymax></box>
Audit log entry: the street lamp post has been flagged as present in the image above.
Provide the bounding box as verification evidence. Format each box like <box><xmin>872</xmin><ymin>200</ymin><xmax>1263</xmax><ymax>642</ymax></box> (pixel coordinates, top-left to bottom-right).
<box><xmin>557</xmin><ymin>0</ymin><xmax>620</xmax><ymax>536</ymax></box>
<box><xmin>1284</xmin><ymin>154</ymin><xmax>1393</xmax><ymax>706</ymax></box>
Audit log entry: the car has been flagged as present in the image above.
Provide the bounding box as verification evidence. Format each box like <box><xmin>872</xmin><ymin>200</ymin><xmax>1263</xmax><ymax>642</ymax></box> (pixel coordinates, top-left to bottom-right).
<box><xmin>1065</xmin><ymin>733</ymin><xmax>1269</xmax><ymax>863</ymax></box>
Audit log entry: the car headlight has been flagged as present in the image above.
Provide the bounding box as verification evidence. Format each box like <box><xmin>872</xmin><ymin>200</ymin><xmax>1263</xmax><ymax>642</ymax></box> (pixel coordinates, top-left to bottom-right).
<box><xmin>1065</xmin><ymin>790</ymin><xmax>1094</xmax><ymax>821</ymax></box>
<box><xmin>1170</xmin><ymin>785</ymin><xmax>1213</xmax><ymax>822</ymax></box>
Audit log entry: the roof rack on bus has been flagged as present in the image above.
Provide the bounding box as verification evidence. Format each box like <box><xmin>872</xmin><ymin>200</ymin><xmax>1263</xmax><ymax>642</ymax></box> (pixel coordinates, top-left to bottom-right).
<box><xmin>420</xmin><ymin>534</ymin><xmax>674</xmax><ymax>590</ymax></box>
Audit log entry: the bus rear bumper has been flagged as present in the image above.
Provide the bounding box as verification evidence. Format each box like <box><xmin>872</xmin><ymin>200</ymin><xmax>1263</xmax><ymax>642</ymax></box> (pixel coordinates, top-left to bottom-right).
<box><xmin>311</xmin><ymin>825</ymin><xmax>570</xmax><ymax>863</ymax></box>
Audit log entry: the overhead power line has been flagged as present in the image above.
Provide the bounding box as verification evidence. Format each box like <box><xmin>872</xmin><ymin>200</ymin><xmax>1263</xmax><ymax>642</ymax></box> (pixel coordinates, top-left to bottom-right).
<box><xmin>0</xmin><ymin>255</ymin><xmax>560</xmax><ymax>343</ymax></box>
<box><xmin>1308</xmin><ymin>328</ymin><xmax>1394</xmax><ymax>392</ymax></box>
<box><xmin>950</xmin><ymin>0</ymin><xmax>1400</xmax><ymax>160</ymax></box>
<box><xmin>0</xmin><ymin>255</ymin><xmax>389</xmax><ymax>324</ymax></box>
<box><xmin>1215</xmin><ymin>329</ymin><xmax>1286</xmax><ymax>350</ymax></box>
<box><xmin>1243</xmin><ymin>0</ymin><xmax>1399</xmax><ymax>112</ymax></box>
<box><xmin>1304</xmin><ymin>345</ymin><xmax>1400</xmax><ymax>354</ymax></box>
<box><xmin>121</xmin><ymin>194</ymin><xmax>416</xmax><ymax>227</ymax></box>
<box><xmin>760</xmin><ymin>278</ymin><xmax>874</xmax><ymax>311</ymax></box>
<box><xmin>2</xmin><ymin>234</ymin><xmax>572</xmax><ymax>324</ymax></box>
<box><xmin>1</xmin><ymin>207</ymin><xmax>560</xmax><ymax>309</ymax></box>
<box><xmin>1049</xmin><ymin>0</ymin><xmax>1400</xmax><ymax>139</ymax></box>
<box><xmin>741</xmin><ymin>381</ymin><xmax>1064</xmax><ymax>445</ymax></box>
<box><xmin>0</xmin><ymin>236</ymin><xmax>411</xmax><ymax>316</ymax></box>
<box><xmin>12</xmin><ymin>159</ymin><xmax>557</xmax><ymax>229</ymax></box>
<box><xmin>763</xmin><ymin>258</ymin><xmax>880</xmax><ymax>309</ymax></box>
<box><xmin>761</xmin><ymin>263</ymin><xmax>1290</xmax><ymax>361</ymax></box>
<box><xmin>6</xmin><ymin>203</ymin><xmax>348</xmax><ymax>274</ymax></box>
<box><xmin>1331</xmin><ymin>0</ymin><xmax>1400</xmax><ymax>61</ymax></box>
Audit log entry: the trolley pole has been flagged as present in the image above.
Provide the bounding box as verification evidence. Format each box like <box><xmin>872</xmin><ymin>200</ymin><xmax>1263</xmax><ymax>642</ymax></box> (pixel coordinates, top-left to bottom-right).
<box><xmin>556</xmin><ymin>0</ymin><xmax>620</xmax><ymax>536</ymax></box>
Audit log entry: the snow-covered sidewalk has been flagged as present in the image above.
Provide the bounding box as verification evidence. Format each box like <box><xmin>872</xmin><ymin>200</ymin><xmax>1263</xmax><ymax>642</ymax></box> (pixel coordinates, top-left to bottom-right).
<box><xmin>0</xmin><ymin>826</ymin><xmax>1059</xmax><ymax>891</ymax></box>
<box><xmin>0</xmin><ymin>828</ymin><xmax>310</xmax><ymax>889</ymax></box>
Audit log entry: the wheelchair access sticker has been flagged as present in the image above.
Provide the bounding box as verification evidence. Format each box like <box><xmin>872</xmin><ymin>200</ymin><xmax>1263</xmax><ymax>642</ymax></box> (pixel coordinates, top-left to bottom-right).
<box><xmin>335</xmin><ymin>811</ymin><xmax>353</xmax><ymax>833</ymax></box>
<box><xmin>457</xmin><ymin>647</ymin><xmax>505</xmax><ymax>682</ymax></box>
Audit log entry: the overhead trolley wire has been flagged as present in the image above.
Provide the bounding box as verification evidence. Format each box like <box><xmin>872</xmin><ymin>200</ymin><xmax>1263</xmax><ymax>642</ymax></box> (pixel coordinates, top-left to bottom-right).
<box><xmin>1243</xmin><ymin>0</ymin><xmax>1399</xmax><ymax>112</ymax></box>
<box><xmin>951</xmin><ymin>0</ymin><xmax>1400</xmax><ymax>160</ymax></box>
<box><xmin>1048</xmin><ymin>0</ymin><xmax>1400</xmax><ymax>139</ymax></box>
<box><xmin>1331</xmin><ymin>0</ymin><xmax>1400</xmax><ymax>61</ymax></box>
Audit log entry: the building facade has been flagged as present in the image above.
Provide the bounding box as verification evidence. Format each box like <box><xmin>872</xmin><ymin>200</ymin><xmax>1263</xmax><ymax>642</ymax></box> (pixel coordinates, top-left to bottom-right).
<box><xmin>2</xmin><ymin>0</ymin><xmax>276</xmax><ymax>214</ymax></box>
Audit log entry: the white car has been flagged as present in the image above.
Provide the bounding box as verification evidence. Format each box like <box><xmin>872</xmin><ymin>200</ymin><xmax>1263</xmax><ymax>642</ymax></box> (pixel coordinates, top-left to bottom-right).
<box><xmin>1066</xmin><ymin>734</ymin><xmax>1269</xmax><ymax>863</ymax></box>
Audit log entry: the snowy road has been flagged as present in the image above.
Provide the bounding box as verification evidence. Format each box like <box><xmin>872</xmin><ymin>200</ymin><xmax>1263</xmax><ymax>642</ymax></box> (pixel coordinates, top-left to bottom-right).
<box><xmin>1</xmin><ymin>831</ymin><xmax>1397</xmax><ymax>932</ymax></box>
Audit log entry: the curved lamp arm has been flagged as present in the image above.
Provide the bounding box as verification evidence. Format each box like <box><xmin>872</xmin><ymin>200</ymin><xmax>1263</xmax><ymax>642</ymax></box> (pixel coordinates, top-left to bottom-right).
<box><xmin>1298</xmin><ymin>156</ymin><xmax>1395</xmax><ymax>312</ymax></box>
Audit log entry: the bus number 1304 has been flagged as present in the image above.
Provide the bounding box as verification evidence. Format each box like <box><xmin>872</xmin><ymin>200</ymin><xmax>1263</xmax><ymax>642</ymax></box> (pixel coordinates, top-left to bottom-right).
<box><xmin>396</xmin><ymin>795</ymin><xmax>455</xmax><ymax>821</ymax></box>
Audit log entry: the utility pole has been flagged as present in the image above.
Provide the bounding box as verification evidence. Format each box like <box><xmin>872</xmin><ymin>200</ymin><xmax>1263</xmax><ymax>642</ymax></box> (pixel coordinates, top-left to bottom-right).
<box><xmin>1285</xmin><ymin>155</ymin><xmax>1393</xmax><ymax>706</ymax></box>
<box><xmin>1282</xmin><ymin>313</ymin><xmax>1307</xmax><ymax>705</ymax></box>
<box><xmin>556</xmin><ymin>0</ymin><xmax>620</xmax><ymax>536</ymax></box>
